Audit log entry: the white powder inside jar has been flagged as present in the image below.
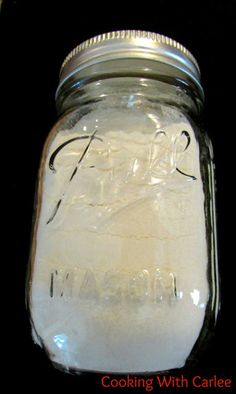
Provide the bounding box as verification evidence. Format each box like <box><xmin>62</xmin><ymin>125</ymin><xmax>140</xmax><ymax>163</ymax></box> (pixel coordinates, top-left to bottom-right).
<box><xmin>30</xmin><ymin>105</ymin><xmax>209</xmax><ymax>373</ymax></box>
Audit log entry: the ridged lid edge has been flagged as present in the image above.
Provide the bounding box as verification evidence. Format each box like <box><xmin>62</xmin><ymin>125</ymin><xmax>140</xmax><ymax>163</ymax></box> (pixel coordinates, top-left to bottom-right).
<box><xmin>60</xmin><ymin>30</ymin><xmax>200</xmax><ymax>75</ymax></box>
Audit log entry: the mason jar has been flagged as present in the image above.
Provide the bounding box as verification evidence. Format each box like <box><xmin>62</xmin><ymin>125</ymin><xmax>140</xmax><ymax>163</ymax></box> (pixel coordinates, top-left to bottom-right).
<box><xmin>27</xmin><ymin>30</ymin><xmax>219</xmax><ymax>374</ymax></box>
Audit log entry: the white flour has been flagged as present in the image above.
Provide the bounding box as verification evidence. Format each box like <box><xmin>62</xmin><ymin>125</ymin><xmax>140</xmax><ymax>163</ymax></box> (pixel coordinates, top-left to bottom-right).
<box><xmin>30</xmin><ymin>105</ymin><xmax>209</xmax><ymax>372</ymax></box>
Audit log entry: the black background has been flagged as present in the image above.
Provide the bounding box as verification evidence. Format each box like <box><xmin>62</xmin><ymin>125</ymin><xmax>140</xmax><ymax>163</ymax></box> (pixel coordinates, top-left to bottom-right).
<box><xmin>1</xmin><ymin>0</ymin><xmax>235</xmax><ymax>392</ymax></box>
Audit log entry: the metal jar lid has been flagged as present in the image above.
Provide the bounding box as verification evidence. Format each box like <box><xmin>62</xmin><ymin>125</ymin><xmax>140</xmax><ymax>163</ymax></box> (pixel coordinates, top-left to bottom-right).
<box><xmin>58</xmin><ymin>30</ymin><xmax>202</xmax><ymax>97</ymax></box>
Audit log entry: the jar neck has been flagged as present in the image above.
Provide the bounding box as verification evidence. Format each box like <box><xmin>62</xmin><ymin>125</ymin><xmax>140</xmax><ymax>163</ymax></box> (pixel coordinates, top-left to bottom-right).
<box><xmin>56</xmin><ymin>76</ymin><xmax>202</xmax><ymax>119</ymax></box>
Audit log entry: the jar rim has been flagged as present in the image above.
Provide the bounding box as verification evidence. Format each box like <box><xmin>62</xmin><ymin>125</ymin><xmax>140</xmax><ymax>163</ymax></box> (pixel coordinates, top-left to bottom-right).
<box><xmin>58</xmin><ymin>30</ymin><xmax>203</xmax><ymax>96</ymax></box>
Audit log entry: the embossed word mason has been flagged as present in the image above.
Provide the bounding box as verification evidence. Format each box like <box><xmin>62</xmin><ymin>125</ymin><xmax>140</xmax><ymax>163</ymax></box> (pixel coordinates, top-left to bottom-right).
<box><xmin>49</xmin><ymin>267</ymin><xmax>178</xmax><ymax>304</ymax></box>
<box><xmin>28</xmin><ymin>30</ymin><xmax>219</xmax><ymax>374</ymax></box>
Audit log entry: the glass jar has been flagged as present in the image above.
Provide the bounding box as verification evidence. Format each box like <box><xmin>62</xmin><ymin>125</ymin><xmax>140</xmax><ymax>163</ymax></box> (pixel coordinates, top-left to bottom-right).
<box><xmin>27</xmin><ymin>30</ymin><xmax>219</xmax><ymax>374</ymax></box>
